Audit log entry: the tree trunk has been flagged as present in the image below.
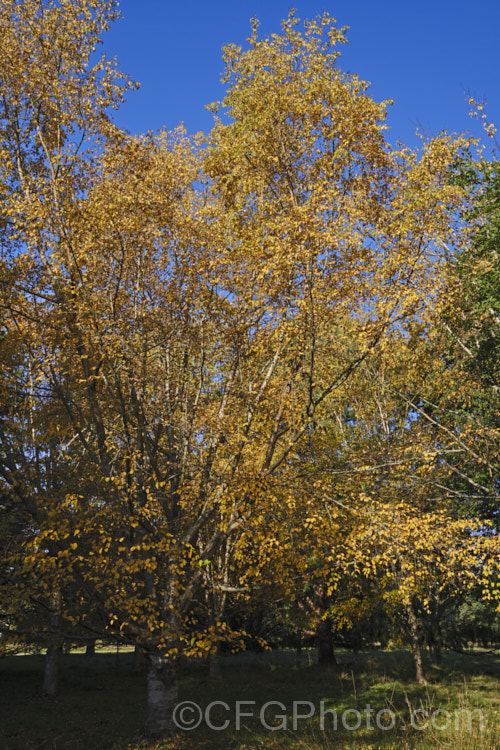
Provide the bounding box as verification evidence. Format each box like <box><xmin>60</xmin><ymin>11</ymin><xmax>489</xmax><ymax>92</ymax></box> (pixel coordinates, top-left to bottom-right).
<box><xmin>315</xmin><ymin>616</ymin><xmax>337</xmax><ymax>670</ymax></box>
<box><xmin>43</xmin><ymin>644</ymin><xmax>62</xmax><ymax>698</ymax></box>
<box><xmin>144</xmin><ymin>653</ymin><xmax>179</xmax><ymax>738</ymax></box>
<box><xmin>43</xmin><ymin>589</ymin><xmax>62</xmax><ymax>697</ymax></box>
<box><xmin>85</xmin><ymin>640</ymin><xmax>96</xmax><ymax>659</ymax></box>
<box><xmin>425</xmin><ymin>594</ymin><xmax>442</xmax><ymax>665</ymax></box>
<box><xmin>134</xmin><ymin>643</ymin><xmax>146</xmax><ymax>672</ymax></box>
<box><xmin>295</xmin><ymin>629</ymin><xmax>302</xmax><ymax>667</ymax></box>
<box><xmin>209</xmin><ymin>644</ymin><xmax>222</xmax><ymax>681</ymax></box>
<box><xmin>406</xmin><ymin>601</ymin><xmax>426</xmax><ymax>685</ymax></box>
<box><xmin>296</xmin><ymin>629</ymin><xmax>302</xmax><ymax>656</ymax></box>
<box><xmin>430</xmin><ymin>643</ymin><xmax>442</xmax><ymax>665</ymax></box>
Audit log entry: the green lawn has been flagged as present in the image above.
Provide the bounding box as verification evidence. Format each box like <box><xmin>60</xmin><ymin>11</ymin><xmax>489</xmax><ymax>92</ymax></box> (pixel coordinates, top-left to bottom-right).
<box><xmin>0</xmin><ymin>648</ymin><xmax>498</xmax><ymax>749</ymax></box>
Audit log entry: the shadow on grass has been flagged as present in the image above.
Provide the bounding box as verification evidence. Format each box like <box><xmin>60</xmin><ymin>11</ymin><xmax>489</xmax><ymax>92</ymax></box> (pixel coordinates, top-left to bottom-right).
<box><xmin>0</xmin><ymin>648</ymin><xmax>498</xmax><ymax>749</ymax></box>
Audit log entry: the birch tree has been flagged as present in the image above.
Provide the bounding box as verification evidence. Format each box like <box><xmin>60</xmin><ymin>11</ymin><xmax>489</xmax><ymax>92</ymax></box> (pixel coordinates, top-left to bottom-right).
<box><xmin>0</xmin><ymin>2</ymin><xmax>470</xmax><ymax>736</ymax></box>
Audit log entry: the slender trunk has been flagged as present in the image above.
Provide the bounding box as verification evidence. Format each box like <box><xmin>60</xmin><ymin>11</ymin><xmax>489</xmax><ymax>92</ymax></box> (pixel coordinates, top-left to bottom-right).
<box><xmin>144</xmin><ymin>654</ymin><xmax>179</xmax><ymax>738</ymax></box>
<box><xmin>296</xmin><ymin>629</ymin><xmax>302</xmax><ymax>656</ymax></box>
<box><xmin>43</xmin><ymin>644</ymin><xmax>62</xmax><ymax>697</ymax></box>
<box><xmin>209</xmin><ymin>644</ymin><xmax>222</xmax><ymax>681</ymax></box>
<box><xmin>430</xmin><ymin>643</ymin><xmax>442</xmax><ymax>665</ymax></box>
<box><xmin>427</xmin><ymin>621</ymin><xmax>442</xmax><ymax>665</ymax></box>
<box><xmin>315</xmin><ymin>616</ymin><xmax>337</xmax><ymax>670</ymax></box>
<box><xmin>85</xmin><ymin>640</ymin><xmax>96</xmax><ymax>659</ymax></box>
<box><xmin>406</xmin><ymin>601</ymin><xmax>426</xmax><ymax>685</ymax></box>
<box><xmin>134</xmin><ymin>643</ymin><xmax>146</xmax><ymax>672</ymax></box>
<box><xmin>427</xmin><ymin>595</ymin><xmax>442</xmax><ymax>665</ymax></box>
<box><xmin>43</xmin><ymin>589</ymin><xmax>62</xmax><ymax>698</ymax></box>
<box><xmin>295</xmin><ymin>629</ymin><xmax>302</xmax><ymax>667</ymax></box>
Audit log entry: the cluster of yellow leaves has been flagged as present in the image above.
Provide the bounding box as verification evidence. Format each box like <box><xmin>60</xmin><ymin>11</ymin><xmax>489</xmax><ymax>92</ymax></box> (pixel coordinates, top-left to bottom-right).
<box><xmin>1</xmin><ymin>3</ymin><xmax>492</xmax><ymax>669</ymax></box>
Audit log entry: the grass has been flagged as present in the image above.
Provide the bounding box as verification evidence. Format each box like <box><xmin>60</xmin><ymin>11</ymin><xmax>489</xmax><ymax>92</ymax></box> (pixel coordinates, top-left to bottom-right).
<box><xmin>0</xmin><ymin>647</ymin><xmax>498</xmax><ymax>749</ymax></box>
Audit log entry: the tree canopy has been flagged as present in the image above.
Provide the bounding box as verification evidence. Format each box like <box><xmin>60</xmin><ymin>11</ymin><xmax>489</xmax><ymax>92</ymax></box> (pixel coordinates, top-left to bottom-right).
<box><xmin>0</xmin><ymin>1</ymin><xmax>498</xmax><ymax>739</ymax></box>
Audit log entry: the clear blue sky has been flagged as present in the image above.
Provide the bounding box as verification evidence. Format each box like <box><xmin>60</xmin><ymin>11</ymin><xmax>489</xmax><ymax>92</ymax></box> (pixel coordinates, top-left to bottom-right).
<box><xmin>105</xmin><ymin>0</ymin><xmax>500</xmax><ymax>150</ymax></box>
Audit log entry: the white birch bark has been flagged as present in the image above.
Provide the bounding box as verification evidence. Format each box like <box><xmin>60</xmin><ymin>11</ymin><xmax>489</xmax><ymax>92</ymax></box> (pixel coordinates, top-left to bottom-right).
<box><xmin>144</xmin><ymin>654</ymin><xmax>179</xmax><ymax>738</ymax></box>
